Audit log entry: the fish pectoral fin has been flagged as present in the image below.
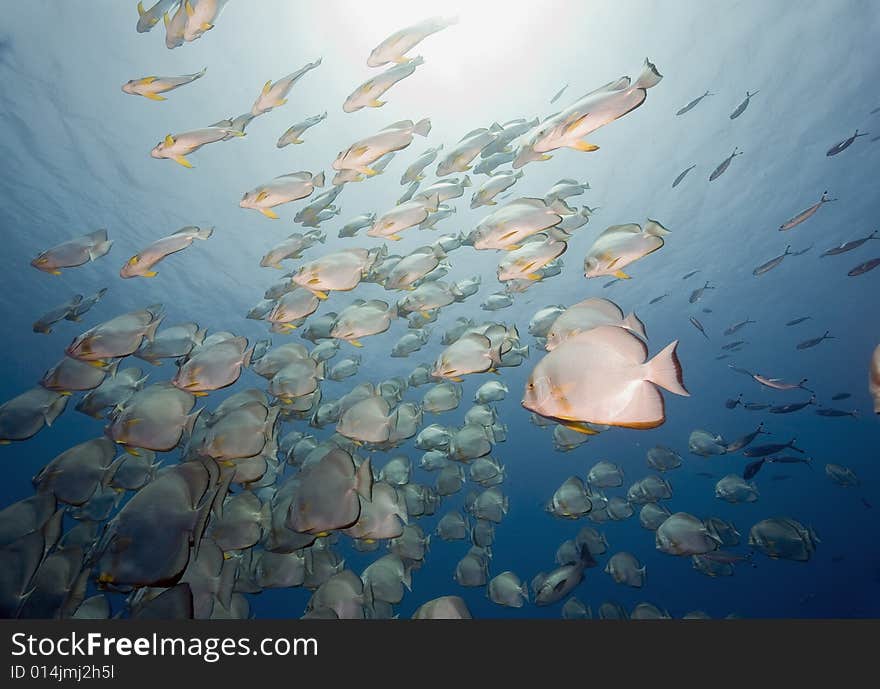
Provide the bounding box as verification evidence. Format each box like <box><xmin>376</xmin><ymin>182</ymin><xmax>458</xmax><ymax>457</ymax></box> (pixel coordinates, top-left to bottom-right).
<box><xmin>124</xmin><ymin>446</ymin><xmax>141</xmax><ymax>457</ymax></box>
<box><xmin>144</xmin><ymin>92</ymin><xmax>166</xmax><ymax>101</ymax></box>
<box><xmin>312</xmin><ymin>290</ymin><xmax>329</xmax><ymax>300</ymax></box>
<box><xmin>173</xmin><ymin>155</ymin><xmax>193</xmax><ymax>168</ymax></box>
<box><xmin>393</xmin><ymin>57</ymin><xmax>409</xmax><ymax>64</ymax></box>
<box><xmin>571</xmin><ymin>140</ymin><xmax>599</xmax><ymax>152</ymax></box>
<box><xmin>388</xmin><ymin>234</ymin><xmax>402</xmax><ymax>241</ymax></box>
<box><xmin>277</xmin><ymin>98</ymin><xmax>288</xmax><ymax>106</ymax></box>
<box><xmin>87</xmin><ymin>360</ymin><xmax>109</xmax><ymax>369</ymax></box>
<box><xmin>143</xmin><ymin>271</ymin><xmax>157</xmax><ymax>277</ymax></box>
<box><xmin>192</xmin><ymin>391</ymin><xmax>209</xmax><ymax>397</ymax></box>
<box><xmin>361</xmin><ymin>167</ymin><xmax>379</xmax><ymax>176</ymax></box>
<box><xmin>449</xmin><ymin>376</ymin><xmax>464</xmax><ymax>383</ymax></box>
<box><xmin>539</xmin><ymin>154</ymin><xmax>553</xmax><ymax>161</ymax></box>
<box><xmin>563</xmin><ymin>422</ymin><xmax>599</xmax><ymax>436</ymax></box>
<box><xmin>369</xmin><ymin>99</ymin><xmax>386</xmax><ymax>108</ymax></box>
<box><xmin>349</xmin><ymin>339</ymin><xmax>364</xmax><ymax>348</ymax></box>
<box><xmin>259</xmin><ymin>208</ymin><xmax>279</xmax><ymax>219</ymax></box>
<box><xmin>50</xmin><ymin>270</ymin><xmax>62</xmax><ymax>276</ymax></box>
<box><xmin>526</xmin><ymin>273</ymin><xmax>542</xmax><ymax>281</ymax></box>
<box><xmin>613</xmin><ymin>270</ymin><xmax>631</xmax><ymax>279</ymax></box>
<box><xmin>201</xmin><ymin>22</ymin><xmax>214</xmax><ymax>31</ymax></box>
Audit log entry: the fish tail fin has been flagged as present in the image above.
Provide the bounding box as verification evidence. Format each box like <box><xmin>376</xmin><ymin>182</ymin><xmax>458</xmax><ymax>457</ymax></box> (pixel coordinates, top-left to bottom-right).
<box><xmin>183</xmin><ymin>408</ymin><xmax>203</xmax><ymax>438</ymax></box>
<box><xmin>242</xmin><ymin>347</ymin><xmax>254</xmax><ymax>368</ymax></box>
<box><xmin>635</xmin><ymin>58</ymin><xmax>663</xmax><ymax>89</ymax></box>
<box><xmin>823</xmin><ymin>331</ymin><xmax>834</xmax><ymax>339</ymax></box>
<box><xmin>195</xmin><ymin>67</ymin><xmax>207</xmax><ymax>79</ymax></box>
<box><xmin>549</xmin><ymin>198</ymin><xmax>574</xmax><ymax>215</ymax></box>
<box><xmin>313</xmin><ymin>171</ymin><xmax>325</xmax><ymax>188</ymax></box>
<box><xmin>645</xmin><ymin>218</ymin><xmax>671</xmax><ymax>236</ymax></box>
<box><xmin>413</xmin><ymin>118</ymin><xmax>432</xmax><ymax>137</ymax></box>
<box><xmin>644</xmin><ymin>340</ymin><xmax>689</xmax><ymax>396</ymax></box>
<box><xmin>143</xmin><ymin>316</ymin><xmax>162</xmax><ymax>343</ymax></box>
<box><xmin>623</xmin><ymin>311</ymin><xmax>647</xmax><ymax>339</ymax></box>
<box><xmin>355</xmin><ymin>457</ymin><xmax>374</xmax><ymax>500</ymax></box>
<box><xmin>195</xmin><ymin>226</ymin><xmax>214</xmax><ymax>240</ymax></box>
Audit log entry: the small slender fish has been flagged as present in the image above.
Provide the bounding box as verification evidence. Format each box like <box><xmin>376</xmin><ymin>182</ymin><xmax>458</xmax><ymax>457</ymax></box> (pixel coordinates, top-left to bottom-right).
<box><xmin>826</xmin><ymin>129</ymin><xmax>869</xmax><ymax>156</ymax></box>
<box><xmin>743</xmin><ymin>459</ymin><xmax>765</xmax><ymax>480</ymax></box>
<box><xmin>671</xmin><ymin>164</ymin><xmax>696</xmax><ymax>188</ymax></box>
<box><xmin>753</xmin><ymin>373</ymin><xmax>811</xmax><ymax>392</ymax></box>
<box><xmin>872</xmin><ymin>107</ymin><xmax>880</xmax><ymax>114</ymax></box>
<box><xmin>122</xmin><ymin>68</ymin><xmax>206</xmax><ymax>101</ymax></box>
<box><xmin>688</xmin><ymin>281</ymin><xmax>714</xmax><ymax>304</ymax></box>
<box><xmin>861</xmin><ymin>498</ymin><xmax>873</xmax><ymax>509</ymax></box>
<box><xmin>769</xmin><ymin>396</ymin><xmax>816</xmax><ymax>414</ymax></box>
<box><xmin>682</xmin><ymin>270</ymin><xmax>700</xmax><ymax>280</ymax></box>
<box><xmin>753</xmin><ymin>245</ymin><xmax>791</xmax><ymax>276</ymax></box>
<box><xmin>786</xmin><ymin>316</ymin><xmax>811</xmax><ymax>326</ymax></box>
<box><xmin>649</xmin><ymin>292</ymin><xmax>670</xmax><ymax>305</ymax></box>
<box><xmin>709</xmin><ymin>147</ymin><xmax>742</xmax><ymax>181</ymax></box>
<box><xmin>602</xmin><ymin>278</ymin><xmax>621</xmax><ymax>289</ymax></box>
<box><xmin>702</xmin><ymin>308</ymin><xmax>712</xmax><ymax>314</ymax></box>
<box><xmin>744</xmin><ymin>439</ymin><xmax>803</xmax><ymax>458</ymax></box>
<box><xmin>676</xmin><ymin>91</ymin><xmax>714</xmax><ymax>116</ymax></box>
<box><xmin>695</xmin><ymin>472</ymin><xmax>715</xmax><ymax>479</ymax></box>
<box><xmin>725</xmin><ymin>422</ymin><xmax>769</xmax><ymax>452</ymax></box>
<box><xmin>821</xmin><ymin>230</ymin><xmax>877</xmax><ymax>257</ymax></box>
<box><xmin>715</xmin><ymin>354</ymin><xmax>730</xmax><ymax>361</ymax></box>
<box><xmin>796</xmin><ymin>331</ymin><xmax>833</xmax><ymax>350</ymax></box>
<box><xmin>550</xmin><ymin>83</ymin><xmax>569</xmax><ymax>104</ymax></box>
<box><xmin>689</xmin><ymin>316</ymin><xmax>709</xmax><ymax>339</ymax></box>
<box><xmin>727</xmin><ymin>364</ymin><xmax>753</xmax><ymax>377</ymax></box>
<box><xmin>815</xmin><ymin>407</ymin><xmax>858</xmax><ymax>418</ymax></box>
<box><xmin>779</xmin><ymin>191</ymin><xmax>836</xmax><ymax>231</ymax></box>
<box><xmin>790</xmin><ymin>244</ymin><xmax>813</xmax><ymax>256</ymax></box>
<box><xmin>743</xmin><ymin>402</ymin><xmax>770</xmax><ymax>411</ymax></box>
<box><xmin>724</xmin><ymin>394</ymin><xmax>743</xmax><ymax>409</ymax></box>
<box><xmin>831</xmin><ymin>392</ymin><xmax>851</xmax><ymax>401</ymax></box>
<box><xmin>729</xmin><ymin>90</ymin><xmax>758</xmax><ymax>119</ymax></box>
<box><xmin>848</xmin><ymin>258</ymin><xmax>880</xmax><ymax>276</ymax></box>
<box><xmin>724</xmin><ymin>318</ymin><xmax>755</xmax><ymax>336</ymax></box>
<box><xmin>766</xmin><ymin>455</ymin><xmax>811</xmax><ymax>466</ymax></box>
<box><xmin>722</xmin><ymin>340</ymin><xmax>747</xmax><ymax>351</ymax></box>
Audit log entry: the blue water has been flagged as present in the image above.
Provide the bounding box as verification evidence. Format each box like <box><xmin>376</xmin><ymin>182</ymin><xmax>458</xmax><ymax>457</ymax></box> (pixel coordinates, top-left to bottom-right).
<box><xmin>1</xmin><ymin>0</ymin><xmax>878</xmax><ymax>619</ymax></box>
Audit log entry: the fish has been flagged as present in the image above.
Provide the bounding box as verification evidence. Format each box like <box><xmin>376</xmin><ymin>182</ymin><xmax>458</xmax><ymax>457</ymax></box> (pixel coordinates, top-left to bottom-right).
<box><xmin>120</xmin><ymin>226</ymin><xmax>213</xmax><ymax>278</ymax></box>
<box><xmin>471</xmin><ymin>197</ymin><xmax>573</xmax><ymax>251</ymax></box>
<box><xmin>649</xmin><ymin>292</ymin><xmax>670</xmax><ymax>305</ymax></box>
<box><xmin>779</xmin><ymin>191</ymin><xmax>836</xmax><ymax>231</ymax></box>
<box><xmin>796</xmin><ymin>331</ymin><xmax>834</xmax><ymax>350</ymax></box>
<box><xmin>436</xmin><ymin>128</ymin><xmax>499</xmax><ymax>177</ymax></box>
<box><xmin>0</xmin><ymin>387</ymin><xmax>69</xmax><ymax>444</ymax></box>
<box><xmin>708</xmin><ymin>147</ymin><xmax>742</xmax><ymax>181</ymax></box>
<box><xmin>676</xmin><ymin>90</ymin><xmax>714</xmax><ymax>116</ymax></box>
<box><xmin>821</xmin><ymin>230</ymin><xmax>877</xmax><ymax>256</ymax></box>
<box><xmin>743</xmin><ymin>438</ymin><xmax>803</xmax><ymax>458</ymax></box>
<box><xmin>724</xmin><ymin>394</ymin><xmax>743</xmax><ymax>408</ymax></box>
<box><xmin>473</xmin><ymin>151</ymin><xmax>516</xmax><ymax>175</ymax></box>
<box><xmin>656</xmin><ymin>512</ymin><xmax>721</xmax><ymax>555</ymax></box>
<box><xmin>344</xmin><ymin>57</ymin><xmax>424</xmax><ymax>112</ymax></box>
<box><xmin>75</xmin><ymin>367</ymin><xmax>146</xmax><ymax>419</ymax></box>
<box><xmin>604</xmin><ymin>551</ymin><xmax>646</xmax><ymax>588</ymax></box>
<box><xmin>470</xmin><ymin>170</ymin><xmax>524</xmax><ymax>209</ymax></box>
<box><xmin>717</xmin><ymin>476</ymin><xmax>761</xmax><ymax>505</ymax></box>
<box><xmin>749</xmin><ymin>518</ymin><xmax>818</xmax><ymax>562</ymax></box>
<box><xmin>367</xmin><ymin>16</ymin><xmax>458</xmax><ymax>67</ymax></box>
<box><xmin>276</xmin><ymin>112</ymin><xmax>328</xmax><ymax>147</ymax></box>
<box><xmin>725</xmin><ymin>422</ymin><xmax>769</xmax><ymax>452</ymax></box>
<box><xmin>412</xmin><ymin>596</ymin><xmax>471</xmax><ymax>620</ymax></box>
<box><xmin>786</xmin><ymin>316</ymin><xmax>811</xmax><ymax>326</ymax></box>
<box><xmin>689</xmin><ymin>281</ymin><xmax>714</xmax><ymax>303</ymax></box>
<box><xmin>682</xmin><ymin>270</ymin><xmax>701</xmax><ymax>280</ymax></box>
<box><xmin>333</xmin><ymin>119</ymin><xmax>431</xmax><ymax>178</ymax></box>
<box><xmin>163</xmin><ymin>0</ymin><xmax>188</xmax><ymax>48</ymax></box>
<box><xmin>260</xmin><ymin>231</ymin><xmax>326</xmax><ymax>269</ymax></box>
<box><xmin>769</xmin><ymin>396</ymin><xmax>816</xmax><ymax>414</ymax></box>
<box><xmin>136</xmin><ymin>0</ymin><xmax>177</xmax><ymax>33</ymax></box>
<box><xmin>848</xmin><ymin>257</ymin><xmax>880</xmax><ymax>276</ymax></box>
<box><xmin>689</xmin><ymin>316</ymin><xmax>709</xmax><ymax>339</ymax></box>
<box><xmin>496</xmin><ymin>233</ymin><xmax>567</xmax><ymax>282</ymax></box>
<box><xmin>583</xmin><ymin>219</ymin><xmax>670</xmax><ymax>279</ymax></box>
<box><xmin>729</xmin><ymin>90</ymin><xmax>758</xmax><ymax>119</ymax></box>
<box><xmin>753</xmin><ymin>245</ymin><xmax>792</xmax><ymax>276</ymax></box>
<box><xmin>672</xmin><ymin>164</ymin><xmax>696</xmax><ymax>188</ymax></box>
<box><xmin>871</xmin><ymin>344</ymin><xmax>880</xmax><ymax>414</ymax></box>
<box><xmin>831</xmin><ymin>392</ymin><xmax>851</xmax><ymax>401</ymax></box>
<box><xmin>533</xmin><ymin>546</ymin><xmax>596</xmax><ymax>605</ymax></box>
<box><xmin>743</xmin><ymin>459</ymin><xmax>766</xmax><ymax>480</ymax></box>
<box><xmin>724</xmin><ymin>318</ymin><xmax>755</xmax><ymax>336</ymax></box>
<box><xmin>523</xmin><ymin>325</ymin><xmax>688</xmax><ymax>430</ymax></box>
<box><xmin>753</xmin><ymin>373</ymin><xmax>811</xmax><ymax>392</ymax></box>
<box><xmin>66</xmin><ymin>306</ymin><xmax>163</xmax><ymax>362</ymax></box>
<box><xmin>150</xmin><ymin>126</ymin><xmax>242</xmax><ymax>167</ymax></box>
<box><xmin>826</xmin><ymin>129</ymin><xmax>869</xmax><ymax>156</ymax></box>
<box><xmin>31</xmin><ymin>229</ymin><xmax>112</xmax><ymax>275</ymax></box>
<box><xmin>172</xmin><ymin>335</ymin><xmax>254</xmax><ymax>394</ymax></box>
<box><xmin>514</xmin><ymin>59</ymin><xmax>663</xmax><ymax>167</ymax></box>
<box><xmin>545</xmin><ymin>297</ymin><xmax>646</xmax><ymax>350</ymax></box>
<box><xmin>767</xmin><ymin>455</ymin><xmax>812</xmax><ymax>466</ymax></box>
<box><xmin>550</xmin><ymin>83</ymin><xmax>569</xmax><ymax>104</ymax></box>
<box><xmin>251</xmin><ymin>59</ymin><xmax>322</xmax><ymax>116</ymax></box>
<box><xmin>825</xmin><ymin>464</ymin><xmax>860</xmax><ymax>487</ymax></box>
<box><xmin>107</xmin><ymin>383</ymin><xmax>198</xmax><ymax>453</ymax></box>
<box><xmin>122</xmin><ymin>68</ymin><xmax>206</xmax><ymax>101</ymax></box>
<box><xmin>241</xmin><ymin>172</ymin><xmax>326</xmax><ymax>219</ymax></box>
<box><xmin>183</xmin><ymin>0</ymin><xmax>229</xmax><ymax>42</ymax></box>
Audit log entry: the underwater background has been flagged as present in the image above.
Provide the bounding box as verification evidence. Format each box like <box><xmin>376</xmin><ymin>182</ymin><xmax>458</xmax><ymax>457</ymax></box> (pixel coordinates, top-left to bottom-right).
<box><xmin>1</xmin><ymin>0</ymin><xmax>878</xmax><ymax>618</ymax></box>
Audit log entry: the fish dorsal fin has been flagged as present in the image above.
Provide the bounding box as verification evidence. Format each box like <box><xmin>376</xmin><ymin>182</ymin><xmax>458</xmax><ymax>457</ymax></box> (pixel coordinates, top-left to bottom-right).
<box><xmin>580</xmin><ymin>76</ymin><xmax>631</xmax><ymax>100</ymax></box>
<box><xmin>459</xmin><ymin>127</ymin><xmax>488</xmax><ymax>141</ymax></box>
<box><xmin>600</xmin><ymin>223</ymin><xmax>642</xmax><ymax>238</ymax></box>
<box><xmin>516</xmin><ymin>197</ymin><xmax>549</xmax><ymax>209</ymax></box>
<box><xmin>383</xmin><ymin>120</ymin><xmax>414</xmax><ymax>131</ymax></box>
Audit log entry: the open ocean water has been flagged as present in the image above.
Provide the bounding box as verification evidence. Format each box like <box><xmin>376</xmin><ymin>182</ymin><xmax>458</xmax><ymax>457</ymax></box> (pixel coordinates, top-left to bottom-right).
<box><xmin>0</xmin><ymin>0</ymin><xmax>878</xmax><ymax>619</ymax></box>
